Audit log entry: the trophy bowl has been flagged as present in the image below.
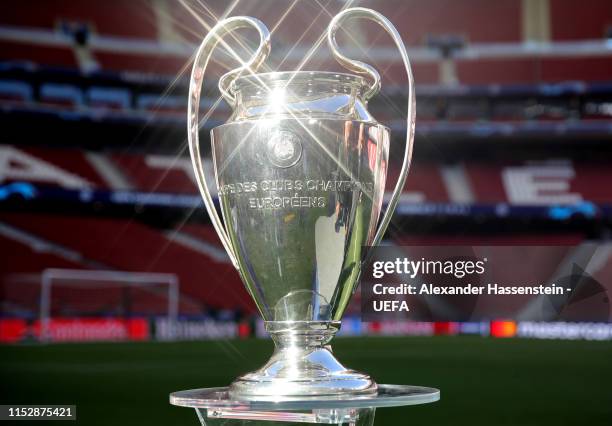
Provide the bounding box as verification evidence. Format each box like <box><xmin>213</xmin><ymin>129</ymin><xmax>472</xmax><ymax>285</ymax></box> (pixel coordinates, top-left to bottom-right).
<box><xmin>187</xmin><ymin>8</ymin><xmax>415</xmax><ymax>400</ymax></box>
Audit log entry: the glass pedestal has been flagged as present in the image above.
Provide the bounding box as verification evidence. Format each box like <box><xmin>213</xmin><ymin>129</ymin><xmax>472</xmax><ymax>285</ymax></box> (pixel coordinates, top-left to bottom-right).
<box><xmin>170</xmin><ymin>385</ymin><xmax>439</xmax><ymax>426</ymax></box>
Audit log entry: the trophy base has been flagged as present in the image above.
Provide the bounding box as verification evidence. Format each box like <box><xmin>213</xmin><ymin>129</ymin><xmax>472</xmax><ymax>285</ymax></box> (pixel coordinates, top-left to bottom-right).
<box><xmin>229</xmin><ymin>347</ymin><xmax>377</xmax><ymax>399</ymax></box>
<box><xmin>229</xmin><ymin>321</ymin><xmax>377</xmax><ymax>399</ymax></box>
<box><xmin>170</xmin><ymin>384</ymin><xmax>440</xmax><ymax>425</ymax></box>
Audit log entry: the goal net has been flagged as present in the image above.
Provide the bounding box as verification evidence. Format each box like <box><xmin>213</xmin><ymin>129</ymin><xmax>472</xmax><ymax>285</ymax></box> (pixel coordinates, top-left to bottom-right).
<box><xmin>34</xmin><ymin>269</ymin><xmax>179</xmax><ymax>342</ymax></box>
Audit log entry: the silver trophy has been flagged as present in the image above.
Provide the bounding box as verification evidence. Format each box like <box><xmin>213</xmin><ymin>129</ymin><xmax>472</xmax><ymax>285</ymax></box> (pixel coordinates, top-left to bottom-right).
<box><xmin>188</xmin><ymin>7</ymin><xmax>415</xmax><ymax>399</ymax></box>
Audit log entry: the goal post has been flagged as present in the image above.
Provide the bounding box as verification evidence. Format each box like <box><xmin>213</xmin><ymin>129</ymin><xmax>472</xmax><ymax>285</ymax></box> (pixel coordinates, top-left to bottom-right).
<box><xmin>39</xmin><ymin>269</ymin><xmax>179</xmax><ymax>342</ymax></box>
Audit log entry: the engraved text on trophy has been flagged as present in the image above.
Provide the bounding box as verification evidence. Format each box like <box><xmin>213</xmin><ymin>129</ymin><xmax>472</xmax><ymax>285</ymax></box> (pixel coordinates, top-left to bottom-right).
<box><xmin>218</xmin><ymin>179</ymin><xmax>374</xmax><ymax>210</ymax></box>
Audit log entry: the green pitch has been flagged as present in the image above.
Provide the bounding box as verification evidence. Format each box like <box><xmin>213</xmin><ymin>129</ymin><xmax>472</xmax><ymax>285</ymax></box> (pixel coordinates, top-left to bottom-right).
<box><xmin>1</xmin><ymin>336</ymin><xmax>611</xmax><ymax>426</ymax></box>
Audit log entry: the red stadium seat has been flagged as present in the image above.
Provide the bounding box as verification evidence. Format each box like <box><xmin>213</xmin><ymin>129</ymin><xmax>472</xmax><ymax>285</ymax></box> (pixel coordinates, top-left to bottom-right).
<box><xmin>0</xmin><ymin>234</ymin><xmax>84</xmax><ymax>274</ymax></box>
<box><xmin>357</xmin><ymin>0</ymin><xmax>521</xmax><ymax>45</ymax></box>
<box><xmin>456</xmin><ymin>56</ymin><xmax>612</xmax><ymax>85</ymax></box>
<box><xmin>0</xmin><ymin>41</ymin><xmax>76</xmax><ymax>69</ymax></box>
<box><xmin>540</xmin><ymin>57</ymin><xmax>612</xmax><ymax>83</ymax></box>
<box><xmin>6</xmin><ymin>147</ymin><xmax>107</xmax><ymax>188</ymax></box>
<box><xmin>0</xmin><ymin>230</ymin><xmax>202</xmax><ymax>317</ymax></box>
<box><xmin>170</xmin><ymin>0</ymin><xmax>328</xmax><ymax>46</ymax></box>
<box><xmin>381</xmin><ymin>63</ymin><xmax>439</xmax><ymax>85</ymax></box>
<box><xmin>0</xmin><ymin>213</ymin><xmax>254</xmax><ymax>314</ymax></box>
<box><xmin>550</xmin><ymin>0</ymin><xmax>612</xmax><ymax>41</ymax></box>
<box><xmin>456</xmin><ymin>59</ymin><xmax>540</xmax><ymax>85</ymax></box>
<box><xmin>388</xmin><ymin>163</ymin><xmax>449</xmax><ymax>202</ymax></box>
<box><xmin>92</xmin><ymin>51</ymin><xmax>186</xmax><ymax>76</ymax></box>
<box><xmin>0</xmin><ymin>233</ymin><xmax>85</xmax><ymax>317</ymax></box>
<box><xmin>112</xmin><ymin>154</ymin><xmax>196</xmax><ymax>194</ymax></box>
<box><xmin>0</xmin><ymin>0</ymin><xmax>157</xmax><ymax>39</ymax></box>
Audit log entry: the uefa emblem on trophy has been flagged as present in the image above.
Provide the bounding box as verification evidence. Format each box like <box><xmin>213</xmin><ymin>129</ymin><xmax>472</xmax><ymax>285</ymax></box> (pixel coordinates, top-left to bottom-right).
<box><xmin>173</xmin><ymin>7</ymin><xmax>438</xmax><ymax>412</ymax></box>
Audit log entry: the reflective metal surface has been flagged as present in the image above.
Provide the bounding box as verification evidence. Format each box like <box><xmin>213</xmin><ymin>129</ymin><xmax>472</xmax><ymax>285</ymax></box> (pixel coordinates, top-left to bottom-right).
<box><xmin>229</xmin><ymin>321</ymin><xmax>376</xmax><ymax>397</ymax></box>
<box><xmin>186</xmin><ymin>7</ymin><xmax>416</xmax><ymax>399</ymax></box>
<box><xmin>212</xmin><ymin>78</ymin><xmax>388</xmax><ymax>322</ymax></box>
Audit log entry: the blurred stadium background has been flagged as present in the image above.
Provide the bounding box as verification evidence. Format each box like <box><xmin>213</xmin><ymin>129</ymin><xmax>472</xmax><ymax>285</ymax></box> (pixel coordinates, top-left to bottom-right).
<box><xmin>0</xmin><ymin>1</ymin><xmax>611</xmax><ymax>425</ymax></box>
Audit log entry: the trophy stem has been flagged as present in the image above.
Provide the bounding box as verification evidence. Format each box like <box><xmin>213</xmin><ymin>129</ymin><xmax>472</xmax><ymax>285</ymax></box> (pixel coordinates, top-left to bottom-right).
<box><xmin>229</xmin><ymin>321</ymin><xmax>377</xmax><ymax>399</ymax></box>
<box><xmin>267</xmin><ymin>320</ymin><xmax>339</xmax><ymax>349</ymax></box>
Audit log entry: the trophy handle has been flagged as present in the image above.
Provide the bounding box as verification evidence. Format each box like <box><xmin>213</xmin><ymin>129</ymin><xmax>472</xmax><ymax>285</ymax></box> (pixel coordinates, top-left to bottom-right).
<box><xmin>327</xmin><ymin>8</ymin><xmax>415</xmax><ymax>246</ymax></box>
<box><xmin>188</xmin><ymin>17</ymin><xmax>271</xmax><ymax>268</ymax></box>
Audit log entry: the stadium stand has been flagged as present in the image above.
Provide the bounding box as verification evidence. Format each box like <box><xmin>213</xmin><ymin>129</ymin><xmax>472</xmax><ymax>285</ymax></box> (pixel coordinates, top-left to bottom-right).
<box><xmin>0</xmin><ymin>0</ymin><xmax>611</xmax><ymax>331</ymax></box>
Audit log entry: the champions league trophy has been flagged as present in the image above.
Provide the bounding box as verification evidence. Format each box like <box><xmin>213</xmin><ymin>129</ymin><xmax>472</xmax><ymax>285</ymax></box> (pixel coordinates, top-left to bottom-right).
<box><xmin>171</xmin><ymin>7</ymin><xmax>439</xmax><ymax>425</ymax></box>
